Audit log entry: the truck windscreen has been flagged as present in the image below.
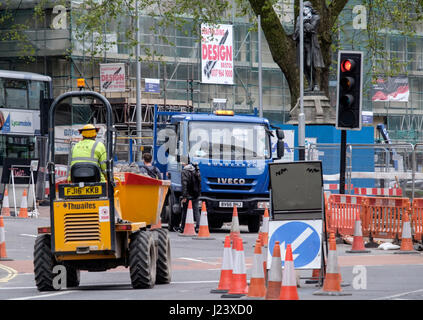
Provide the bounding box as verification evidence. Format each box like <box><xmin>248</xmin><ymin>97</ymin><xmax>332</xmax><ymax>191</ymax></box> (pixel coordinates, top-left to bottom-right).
<box><xmin>188</xmin><ymin>121</ymin><xmax>270</xmax><ymax>160</ymax></box>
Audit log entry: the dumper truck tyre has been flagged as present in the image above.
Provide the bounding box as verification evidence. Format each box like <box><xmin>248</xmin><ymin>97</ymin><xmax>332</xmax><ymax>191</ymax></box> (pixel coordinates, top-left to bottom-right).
<box><xmin>129</xmin><ymin>230</ymin><xmax>157</xmax><ymax>289</ymax></box>
<box><xmin>152</xmin><ymin>228</ymin><xmax>172</xmax><ymax>284</ymax></box>
<box><xmin>34</xmin><ymin>234</ymin><xmax>57</xmax><ymax>292</ymax></box>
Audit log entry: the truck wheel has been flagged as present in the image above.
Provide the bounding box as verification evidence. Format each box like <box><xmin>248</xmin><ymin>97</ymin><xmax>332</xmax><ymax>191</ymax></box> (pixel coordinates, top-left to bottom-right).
<box><xmin>129</xmin><ymin>230</ymin><xmax>157</xmax><ymax>289</ymax></box>
<box><xmin>152</xmin><ymin>228</ymin><xmax>172</xmax><ymax>284</ymax></box>
<box><xmin>248</xmin><ymin>216</ymin><xmax>261</xmax><ymax>233</ymax></box>
<box><xmin>33</xmin><ymin>234</ymin><xmax>57</xmax><ymax>291</ymax></box>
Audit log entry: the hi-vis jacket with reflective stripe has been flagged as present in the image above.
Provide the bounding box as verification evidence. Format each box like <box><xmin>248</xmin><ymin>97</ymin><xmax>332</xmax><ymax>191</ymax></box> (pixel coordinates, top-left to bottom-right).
<box><xmin>69</xmin><ymin>138</ymin><xmax>107</xmax><ymax>182</ymax></box>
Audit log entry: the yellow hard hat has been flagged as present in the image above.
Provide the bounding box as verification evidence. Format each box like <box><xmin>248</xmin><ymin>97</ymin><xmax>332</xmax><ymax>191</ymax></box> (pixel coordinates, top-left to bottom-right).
<box><xmin>78</xmin><ymin>124</ymin><xmax>99</xmax><ymax>138</ymax></box>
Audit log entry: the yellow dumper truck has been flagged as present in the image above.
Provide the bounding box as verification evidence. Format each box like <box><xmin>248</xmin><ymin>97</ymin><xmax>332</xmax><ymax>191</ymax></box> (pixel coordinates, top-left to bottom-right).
<box><xmin>34</xmin><ymin>91</ymin><xmax>171</xmax><ymax>290</ymax></box>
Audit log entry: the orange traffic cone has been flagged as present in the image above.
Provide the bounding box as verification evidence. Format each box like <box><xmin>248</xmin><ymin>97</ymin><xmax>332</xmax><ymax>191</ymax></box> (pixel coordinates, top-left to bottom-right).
<box><xmin>346</xmin><ymin>211</ymin><xmax>370</xmax><ymax>253</ymax></box>
<box><xmin>314</xmin><ymin>233</ymin><xmax>351</xmax><ymax>296</ymax></box>
<box><xmin>178</xmin><ymin>200</ymin><xmax>196</xmax><ymax>237</ymax></box>
<box><xmin>229</xmin><ymin>205</ymin><xmax>241</xmax><ymax>241</ymax></box>
<box><xmin>222</xmin><ymin>237</ymin><xmax>248</xmax><ymax>298</ymax></box>
<box><xmin>280</xmin><ymin>244</ymin><xmax>299</xmax><ymax>300</ymax></box>
<box><xmin>258</xmin><ymin>233</ymin><xmax>268</xmax><ymax>282</ymax></box>
<box><xmin>1</xmin><ymin>188</ymin><xmax>10</xmax><ymax>217</ymax></box>
<box><xmin>18</xmin><ymin>189</ymin><xmax>28</xmax><ymax>218</ymax></box>
<box><xmin>394</xmin><ymin>211</ymin><xmax>419</xmax><ymax>254</ymax></box>
<box><xmin>0</xmin><ymin>216</ymin><xmax>8</xmax><ymax>260</ymax></box>
<box><xmin>265</xmin><ymin>241</ymin><xmax>282</xmax><ymax>300</ymax></box>
<box><xmin>260</xmin><ymin>207</ymin><xmax>269</xmax><ymax>245</ymax></box>
<box><xmin>193</xmin><ymin>202</ymin><xmax>214</xmax><ymax>240</ymax></box>
<box><xmin>211</xmin><ymin>235</ymin><xmax>233</xmax><ymax>293</ymax></box>
<box><xmin>247</xmin><ymin>238</ymin><xmax>266</xmax><ymax>298</ymax></box>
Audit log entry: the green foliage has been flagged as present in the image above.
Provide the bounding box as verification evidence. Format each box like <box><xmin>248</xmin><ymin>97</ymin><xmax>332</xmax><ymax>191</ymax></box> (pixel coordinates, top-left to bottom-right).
<box><xmin>72</xmin><ymin>0</ymin><xmax>231</xmax><ymax>62</ymax></box>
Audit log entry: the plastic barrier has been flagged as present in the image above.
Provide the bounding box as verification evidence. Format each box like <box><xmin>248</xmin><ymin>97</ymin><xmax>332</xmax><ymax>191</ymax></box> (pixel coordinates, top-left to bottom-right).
<box><xmin>326</xmin><ymin>194</ymin><xmax>367</xmax><ymax>236</ymax></box>
<box><xmin>411</xmin><ymin>198</ymin><xmax>423</xmax><ymax>241</ymax></box>
<box><xmin>362</xmin><ymin>197</ymin><xmax>410</xmax><ymax>240</ymax></box>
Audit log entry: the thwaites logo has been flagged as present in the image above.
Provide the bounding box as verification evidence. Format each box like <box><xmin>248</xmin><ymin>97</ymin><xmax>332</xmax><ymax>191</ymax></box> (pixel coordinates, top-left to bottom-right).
<box><xmin>63</xmin><ymin>202</ymin><xmax>97</xmax><ymax>210</ymax></box>
<box><xmin>217</xmin><ymin>178</ymin><xmax>245</xmax><ymax>184</ymax></box>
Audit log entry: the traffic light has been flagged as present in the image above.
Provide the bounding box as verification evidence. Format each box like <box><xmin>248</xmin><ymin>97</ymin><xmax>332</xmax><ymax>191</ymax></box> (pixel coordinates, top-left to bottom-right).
<box><xmin>336</xmin><ymin>51</ymin><xmax>363</xmax><ymax>130</ymax></box>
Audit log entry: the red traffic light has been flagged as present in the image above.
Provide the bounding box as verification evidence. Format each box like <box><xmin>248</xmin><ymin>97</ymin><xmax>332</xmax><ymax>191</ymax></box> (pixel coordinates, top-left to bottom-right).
<box><xmin>341</xmin><ymin>59</ymin><xmax>355</xmax><ymax>72</ymax></box>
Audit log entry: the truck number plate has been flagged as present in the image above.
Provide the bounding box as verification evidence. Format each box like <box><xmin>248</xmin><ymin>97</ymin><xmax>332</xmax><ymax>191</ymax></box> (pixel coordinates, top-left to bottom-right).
<box><xmin>219</xmin><ymin>201</ymin><xmax>243</xmax><ymax>208</ymax></box>
<box><xmin>64</xmin><ymin>186</ymin><xmax>103</xmax><ymax>197</ymax></box>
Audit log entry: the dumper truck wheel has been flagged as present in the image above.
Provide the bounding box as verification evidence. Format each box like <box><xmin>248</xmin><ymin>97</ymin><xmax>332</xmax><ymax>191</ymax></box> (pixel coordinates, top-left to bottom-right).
<box><xmin>152</xmin><ymin>228</ymin><xmax>172</xmax><ymax>284</ymax></box>
<box><xmin>33</xmin><ymin>234</ymin><xmax>57</xmax><ymax>291</ymax></box>
<box><xmin>129</xmin><ymin>230</ymin><xmax>157</xmax><ymax>289</ymax></box>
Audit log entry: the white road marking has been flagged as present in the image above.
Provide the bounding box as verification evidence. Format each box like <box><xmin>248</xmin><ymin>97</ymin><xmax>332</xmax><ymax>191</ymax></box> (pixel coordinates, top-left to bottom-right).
<box><xmin>374</xmin><ymin>288</ymin><xmax>423</xmax><ymax>300</ymax></box>
<box><xmin>20</xmin><ymin>234</ymin><xmax>37</xmax><ymax>238</ymax></box>
<box><xmin>9</xmin><ymin>291</ymin><xmax>72</xmax><ymax>300</ymax></box>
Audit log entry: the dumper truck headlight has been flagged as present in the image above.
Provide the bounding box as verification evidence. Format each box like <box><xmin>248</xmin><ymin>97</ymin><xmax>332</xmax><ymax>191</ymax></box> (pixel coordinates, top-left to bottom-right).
<box><xmin>257</xmin><ymin>201</ymin><xmax>269</xmax><ymax>209</ymax></box>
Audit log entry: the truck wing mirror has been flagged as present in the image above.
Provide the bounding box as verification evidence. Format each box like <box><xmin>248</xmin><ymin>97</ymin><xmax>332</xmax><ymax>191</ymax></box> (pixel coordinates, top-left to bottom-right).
<box><xmin>276</xmin><ymin>129</ymin><xmax>284</xmax><ymax>140</ymax></box>
<box><xmin>277</xmin><ymin>140</ymin><xmax>284</xmax><ymax>159</ymax></box>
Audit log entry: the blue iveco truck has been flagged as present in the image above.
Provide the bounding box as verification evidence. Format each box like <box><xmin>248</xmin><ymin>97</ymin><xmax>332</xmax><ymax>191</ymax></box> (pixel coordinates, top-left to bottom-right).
<box><xmin>153</xmin><ymin>107</ymin><xmax>284</xmax><ymax>232</ymax></box>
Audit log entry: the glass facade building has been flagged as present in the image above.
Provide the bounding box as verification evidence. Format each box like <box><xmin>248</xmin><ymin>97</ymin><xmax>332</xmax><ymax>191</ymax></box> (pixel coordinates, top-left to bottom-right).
<box><xmin>0</xmin><ymin>0</ymin><xmax>422</xmax><ymax>142</ymax></box>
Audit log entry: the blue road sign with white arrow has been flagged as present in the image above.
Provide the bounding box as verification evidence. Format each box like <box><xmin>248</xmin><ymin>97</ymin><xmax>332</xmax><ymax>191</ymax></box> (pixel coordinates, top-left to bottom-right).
<box><xmin>268</xmin><ymin>220</ymin><xmax>322</xmax><ymax>269</ymax></box>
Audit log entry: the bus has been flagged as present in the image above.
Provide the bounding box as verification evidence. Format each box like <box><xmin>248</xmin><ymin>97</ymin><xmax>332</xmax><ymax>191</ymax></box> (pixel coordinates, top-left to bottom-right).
<box><xmin>0</xmin><ymin>70</ymin><xmax>52</xmax><ymax>203</ymax></box>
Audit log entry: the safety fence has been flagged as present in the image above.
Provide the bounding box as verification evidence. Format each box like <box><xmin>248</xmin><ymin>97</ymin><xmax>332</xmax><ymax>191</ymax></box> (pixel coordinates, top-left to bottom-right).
<box><xmin>325</xmin><ymin>193</ymin><xmax>423</xmax><ymax>243</ymax></box>
<box><xmin>307</xmin><ymin>143</ymin><xmax>423</xmax><ymax>199</ymax></box>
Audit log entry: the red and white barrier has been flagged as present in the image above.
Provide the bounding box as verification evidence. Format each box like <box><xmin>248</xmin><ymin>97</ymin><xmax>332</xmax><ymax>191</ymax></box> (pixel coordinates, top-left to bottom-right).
<box><xmin>354</xmin><ymin>187</ymin><xmax>402</xmax><ymax>196</ymax></box>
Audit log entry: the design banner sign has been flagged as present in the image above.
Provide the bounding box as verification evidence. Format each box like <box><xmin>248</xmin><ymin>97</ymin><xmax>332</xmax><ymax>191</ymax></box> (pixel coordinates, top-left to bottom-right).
<box><xmin>372</xmin><ymin>77</ymin><xmax>409</xmax><ymax>102</ymax></box>
<box><xmin>201</xmin><ymin>24</ymin><xmax>234</xmax><ymax>85</ymax></box>
<box><xmin>100</xmin><ymin>63</ymin><xmax>126</xmax><ymax>92</ymax></box>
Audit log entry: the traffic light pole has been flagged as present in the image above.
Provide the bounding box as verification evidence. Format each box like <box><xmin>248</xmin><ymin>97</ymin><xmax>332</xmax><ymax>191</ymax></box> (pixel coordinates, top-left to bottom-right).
<box><xmin>339</xmin><ymin>130</ymin><xmax>347</xmax><ymax>194</ymax></box>
<box><xmin>298</xmin><ymin>0</ymin><xmax>305</xmax><ymax>161</ymax></box>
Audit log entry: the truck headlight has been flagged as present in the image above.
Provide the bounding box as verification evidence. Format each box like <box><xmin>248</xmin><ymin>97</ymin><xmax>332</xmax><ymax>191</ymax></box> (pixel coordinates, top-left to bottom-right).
<box><xmin>257</xmin><ymin>201</ymin><xmax>269</xmax><ymax>209</ymax></box>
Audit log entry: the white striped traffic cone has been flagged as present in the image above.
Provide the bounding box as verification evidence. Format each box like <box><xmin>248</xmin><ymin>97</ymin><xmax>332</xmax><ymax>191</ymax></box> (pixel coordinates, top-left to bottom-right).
<box><xmin>210</xmin><ymin>235</ymin><xmax>233</xmax><ymax>293</ymax></box>
<box><xmin>222</xmin><ymin>237</ymin><xmax>248</xmax><ymax>298</ymax></box>
<box><xmin>0</xmin><ymin>216</ymin><xmax>8</xmax><ymax>260</ymax></box>
<box><xmin>178</xmin><ymin>200</ymin><xmax>196</xmax><ymax>237</ymax></box>
<box><xmin>18</xmin><ymin>189</ymin><xmax>28</xmax><ymax>218</ymax></box>
<box><xmin>346</xmin><ymin>211</ymin><xmax>370</xmax><ymax>253</ymax></box>
<box><xmin>260</xmin><ymin>207</ymin><xmax>269</xmax><ymax>245</ymax></box>
<box><xmin>265</xmin><ymin>241</ymin><xmax>282</xmax><ymax>300</ymax></box>
<box><xmin>279</xmin><ymin>244</ymin><xmax>299</xmax><ymax>300</ymax></box>
<box><xmin>314</xmin><ymin>233</ymin><xmax>351</xmax><ymax>296</ymax></box>
<box><xmin>1</xmin><ymin>188</ymin><xmax>10</xmax><ymax>217</ymax></box>
<box><xmin>229</xmin><ymin>205</ymin><xmax>241</xmax><ymax>241</ymax></box>
<box><xmin>247</xmin><ymin>238</ymin><xmax>266</xmax><ymax>298</ymax></box>
<box><xmin>394</xmin><ymin>211</ymin><xmax>419</xmax><ymax>254</ymax></box>
<box><xmin>193</xmin><ymin>202</ymin><xmax>214</xmax><ymax>240</ymax></box>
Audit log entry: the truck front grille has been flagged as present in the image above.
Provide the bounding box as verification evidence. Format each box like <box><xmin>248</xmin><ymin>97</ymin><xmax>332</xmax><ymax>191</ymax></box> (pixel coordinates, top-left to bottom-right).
<box><xmin>207</xmin><ymin>178</ymin><xmax>254</xmax><ymax>191</ymax></box>
<box><xmin>64</xmin><ymin>212</ymin><xmax>100</xmax><ymax>242</ymax></box>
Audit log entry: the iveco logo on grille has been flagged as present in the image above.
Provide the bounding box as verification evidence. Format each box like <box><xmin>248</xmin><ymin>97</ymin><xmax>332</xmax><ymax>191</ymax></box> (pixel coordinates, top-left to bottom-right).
<box><xmin>217</xmin><ymin>178</ymin><xmax>246</xmax><ymax>184</ymax></box>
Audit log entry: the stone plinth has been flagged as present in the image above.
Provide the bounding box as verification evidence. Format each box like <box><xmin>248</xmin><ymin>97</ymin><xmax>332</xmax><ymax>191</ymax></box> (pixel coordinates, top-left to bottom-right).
<box><xmin>288</xmin><ymin>92</ymin><xmax>336</xmax><ymax>125</ymax></box>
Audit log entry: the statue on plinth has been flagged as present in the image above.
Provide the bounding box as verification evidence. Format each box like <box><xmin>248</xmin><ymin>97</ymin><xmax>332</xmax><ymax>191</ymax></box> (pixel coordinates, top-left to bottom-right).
<box><xmin>292</xmin><ymin>1</ymin><xmax>325</xmax><ymax>92</ymax></box>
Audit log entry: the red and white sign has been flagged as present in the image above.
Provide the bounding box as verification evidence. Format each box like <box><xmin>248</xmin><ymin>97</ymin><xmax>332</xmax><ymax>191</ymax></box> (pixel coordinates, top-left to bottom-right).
<box><xmin>99</xmin><ymin>206</ymin><xmax>110</xmax><ymax>222</ymax></box>
<box><xmin>201</xmin><ymin>24</ymin><xmax>233</xmax><ymax>85</ymax></box>
<box><xmin>100</xmin><ymin>63</ymin><xmax>125</xmax><ymax>92</ymax></box>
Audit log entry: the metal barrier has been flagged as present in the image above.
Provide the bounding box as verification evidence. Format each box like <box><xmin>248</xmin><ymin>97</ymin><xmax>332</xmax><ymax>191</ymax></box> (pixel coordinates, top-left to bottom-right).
<box><xmin>362</xmin><ymin>197</ymin><xmax>410</xmax><ymax>241</ymax></box>
<box><xmin>308</xmin><ymin>143</ymin><xmax>415</xmax><ymax>197</ymax></box>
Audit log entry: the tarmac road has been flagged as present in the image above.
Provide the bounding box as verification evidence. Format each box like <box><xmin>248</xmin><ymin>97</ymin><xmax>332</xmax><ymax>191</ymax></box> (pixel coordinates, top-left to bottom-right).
<box><xmin>1</xmin><ymin>206</ymin><xmax>423</xmax><ymax>303</ymax></box>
